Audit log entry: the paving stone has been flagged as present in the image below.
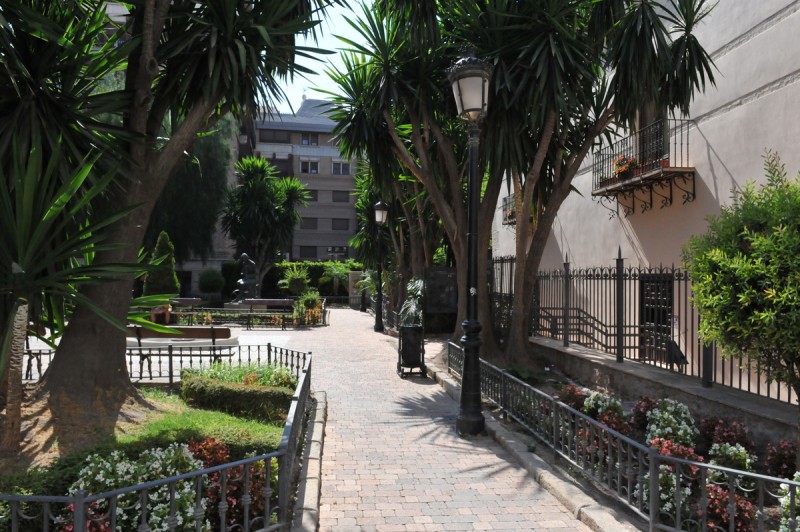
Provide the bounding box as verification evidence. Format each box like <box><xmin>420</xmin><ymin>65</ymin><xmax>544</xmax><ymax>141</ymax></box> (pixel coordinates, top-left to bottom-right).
<box><xmin>281</xmin><ymin>309</ymin><xmax>600</xmax><ymax>531</ymax></box>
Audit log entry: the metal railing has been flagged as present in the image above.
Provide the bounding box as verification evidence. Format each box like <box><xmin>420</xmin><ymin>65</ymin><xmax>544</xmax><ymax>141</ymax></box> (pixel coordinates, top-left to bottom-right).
<box><xmin>2</xmin><ymin>354</ymin><xmax>313</xmax><ymax>531</ymax></box>
<box><xmin>489</xmin><ymin>256</ymin><xmax>796</xmax><ymax>405</ymax></box>
<box><xmin>24</xmin><ymin>344</ymin><xmax>309</xmax><ymax>385</ymax></box>
<box><xmin>447</xmin><ymin>343</ymin><xmax>800</xmax><ymax>531</ymax></box>
<box><xmin>592</xmin><ymin>119</ymin><xmax>692</xmax><ymax>191</ymax></box>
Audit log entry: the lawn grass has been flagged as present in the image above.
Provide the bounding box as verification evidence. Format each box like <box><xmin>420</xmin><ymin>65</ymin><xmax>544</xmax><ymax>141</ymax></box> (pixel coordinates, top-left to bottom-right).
<box><xmin>0</xmin><ymin>387</ymin><xmax>284</xmax><ymax>498</ymax></box>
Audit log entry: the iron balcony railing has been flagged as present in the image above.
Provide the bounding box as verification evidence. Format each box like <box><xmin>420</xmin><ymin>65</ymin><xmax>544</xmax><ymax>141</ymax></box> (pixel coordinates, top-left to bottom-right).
<box><xmin>592</xmin><ymin>119</ymin><xmax>692</xmax><ymax>192</ymax></box>
<box><xmin>3</xmin><ymin>351</ymin><xmax>312</xmax><ymax>531</ymax></box>
<box><xmin>447</xmin><ymin>343</ymin><xmax>800</xmax><ymax>531</ymax></box>
<box><xmin>488</xmin><ymin>256</ymin><xmax>796</xmax><ymax>405</ymax></box>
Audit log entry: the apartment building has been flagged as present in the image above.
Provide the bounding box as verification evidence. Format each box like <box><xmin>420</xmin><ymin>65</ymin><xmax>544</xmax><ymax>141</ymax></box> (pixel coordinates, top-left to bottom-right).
<box><xmin>252</xmin><ymin>97</ymin><xmax>358</xmax><ymax>261</ymax></box>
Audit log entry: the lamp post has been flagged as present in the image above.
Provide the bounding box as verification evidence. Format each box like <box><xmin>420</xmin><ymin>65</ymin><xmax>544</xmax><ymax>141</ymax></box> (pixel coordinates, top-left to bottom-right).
<box><xmin>374</xmin><ymin>200</ymin><xmax>389</xmax><ymax>332</ymax></box>
<box><xmin>448</xmin><ymin>53</ymin><xmax>492</xmax><ymax>436</ymax></box>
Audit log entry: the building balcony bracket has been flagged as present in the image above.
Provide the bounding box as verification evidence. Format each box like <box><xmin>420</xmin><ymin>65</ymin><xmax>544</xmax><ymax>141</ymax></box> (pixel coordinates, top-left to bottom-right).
<box><xmin>597</xmin><ymin>195</ymin><xmax>619</xmax><ymax>219</ymax></box>
<box><xmin>593</xmin><ymin>167</ymin><xmax>695</xmax><ymax>217</ymax></box>
<box><xmin>674</xmin><ymin>172</ymin><xmax>696</xmax><ymax>204</ymax></box>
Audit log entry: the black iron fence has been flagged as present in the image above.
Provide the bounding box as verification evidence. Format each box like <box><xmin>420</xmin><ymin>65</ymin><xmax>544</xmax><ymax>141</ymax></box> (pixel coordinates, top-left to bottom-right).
<box><xmin>4</xmin><ymin>352</ymin><xmax>313</xmax><ymax>531</ymax></box>
<box><xmin>447</xmin><ymin>343</ymin><xmax>800</xmax><ymax>531</ymax></box>
<box><xmin>24</xmin><ymin>344</ymin><xmax>309</xmax><ymax>385</ymax></box>
<box><xmin>490</xmin><ymin>256</ymin><xmax>796</xmax><ymax>405</ymax></box>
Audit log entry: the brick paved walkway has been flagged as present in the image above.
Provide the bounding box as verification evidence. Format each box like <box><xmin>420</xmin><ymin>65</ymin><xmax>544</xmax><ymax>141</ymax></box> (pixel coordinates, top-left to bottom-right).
<box><xmin>283</xmin><ymin>308</ymin><xmax>592</xmax><ymax>531</ymax></box>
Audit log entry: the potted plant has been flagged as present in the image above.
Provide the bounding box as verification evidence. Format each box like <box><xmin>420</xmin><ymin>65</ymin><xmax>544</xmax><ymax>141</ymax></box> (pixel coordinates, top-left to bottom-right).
<box><xmin>613</xmin><ymin>154</ymin><xmax>638</xmax><ymax>177</ymax></box>
<box><xmin>397</xmin><ymin>278</ymin><xmax>425</xmax><ymax>377</ymax></box>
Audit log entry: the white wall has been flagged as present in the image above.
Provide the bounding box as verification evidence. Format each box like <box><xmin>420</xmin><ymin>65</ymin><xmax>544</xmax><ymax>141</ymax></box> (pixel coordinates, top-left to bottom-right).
<box><xmin>495</xmin><ymin>1</ymin><xmax>800</xmax><ymax>270</ymax></box>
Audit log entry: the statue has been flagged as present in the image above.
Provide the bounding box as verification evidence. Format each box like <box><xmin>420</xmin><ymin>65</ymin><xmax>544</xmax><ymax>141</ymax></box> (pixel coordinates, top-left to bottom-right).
<box><xmin>232</xmin><ymin>253</ymin><xmax>258</xmax><ymax>303</ymax></box>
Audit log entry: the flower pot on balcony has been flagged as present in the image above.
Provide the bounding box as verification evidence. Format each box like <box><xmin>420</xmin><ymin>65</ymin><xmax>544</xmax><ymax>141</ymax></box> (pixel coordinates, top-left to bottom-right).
<box><xmin>660</xmin><ymin>159</ymin><xmax>670</xmax><ymax>168</ymax></box>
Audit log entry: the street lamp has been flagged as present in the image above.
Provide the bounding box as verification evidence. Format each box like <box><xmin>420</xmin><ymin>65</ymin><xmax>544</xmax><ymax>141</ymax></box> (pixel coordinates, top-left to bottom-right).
<box><xmin>448</xmin><ymin>52</ymin><xmax>492</xmax><ymax>436</ymax></box>
<box><xmin>374</xmin><ymin>200</ymin><xmax>389</xmax><ymax>332</ymax></box>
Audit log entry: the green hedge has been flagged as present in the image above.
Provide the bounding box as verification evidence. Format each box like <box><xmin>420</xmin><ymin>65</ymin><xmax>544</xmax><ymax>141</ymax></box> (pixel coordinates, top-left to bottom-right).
<box><xmin>180</xmin><ymin>373</ymin><xmax>293</xmax><ymax>423</ymax></box>
<box><xmin>261</xmin><ymin>260</ymin><xmax>363</xmax><ymax>297</ymax></box>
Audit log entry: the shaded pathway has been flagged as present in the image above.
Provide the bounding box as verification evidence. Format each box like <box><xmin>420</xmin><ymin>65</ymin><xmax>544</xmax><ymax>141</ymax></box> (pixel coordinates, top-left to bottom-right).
<box><xmin>287</xmin><ymin>309</ymin><xmax>592</xmax><ymax>531</ymax></box>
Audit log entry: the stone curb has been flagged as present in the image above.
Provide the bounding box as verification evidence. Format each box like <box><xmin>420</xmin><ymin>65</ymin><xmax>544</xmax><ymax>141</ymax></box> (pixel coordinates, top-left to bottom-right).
<box><xmin>292</xmin><ymin>390</ymin><xmax>327</xmax><ymax>532</ymax></box>
<box><xmin>425</xmin><ymin>361</ymin><xmax>643</xmax><ymax>532</ymax></box>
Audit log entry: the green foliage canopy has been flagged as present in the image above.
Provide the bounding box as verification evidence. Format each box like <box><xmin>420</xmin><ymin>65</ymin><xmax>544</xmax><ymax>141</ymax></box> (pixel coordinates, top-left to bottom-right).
<box><xmin>221</xmin><ymin>157</ymin><xmax>308</xmax><ymax>291</ymax></box>
<box><xmin>684</xmin><ymin>152</ymin><xmax>800</xmax><ymax>394</ymax></box>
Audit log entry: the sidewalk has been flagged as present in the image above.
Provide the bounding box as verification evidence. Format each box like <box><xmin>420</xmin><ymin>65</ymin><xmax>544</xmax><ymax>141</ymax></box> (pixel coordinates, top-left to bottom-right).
<box><xmin>281</xmin><ymin>308</ymin><xmax>635</xmax><ymax>531</ymax></box>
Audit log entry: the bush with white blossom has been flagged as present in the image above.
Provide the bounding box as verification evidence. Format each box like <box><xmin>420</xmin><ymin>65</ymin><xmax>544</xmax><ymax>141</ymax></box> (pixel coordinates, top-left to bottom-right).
<box><xmin>64</xmin><ymin>443</ymin><xmax>205</xmax><ymax>531</ymax></box>
<box><xmin>645</xmin><ymin>398</ymin><xmax>698</xmax><ymax>447</ymax></box>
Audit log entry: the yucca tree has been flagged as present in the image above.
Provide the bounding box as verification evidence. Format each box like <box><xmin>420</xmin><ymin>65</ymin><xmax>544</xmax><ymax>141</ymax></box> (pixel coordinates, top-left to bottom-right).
<box><xmin>221</xmin><ymin>157</ymin><xmax>308</xmax><ymax>293</ymax></box>
<box><xmin>331</xmin><ymin>0</ymin><xmax>715</xmax><ymax>361</ymax></box>
<box><xmin>327</xmin><ymin>5</ymin><xmax>506</xmax><ymax>339</ymax></box>
<box><xmin>0</xmin><ymin>0</ymin><xmax>339</xmax><ymax>423</ymax></box>
<box><xmin>444</xmin><ymin>0</ymin><xmax>716</xmax><ymax>360</ymax></box>
<box><xmin>0</xmin><ymin>142</ymin><xmax>138</xmax><ymax>452</ymax></box>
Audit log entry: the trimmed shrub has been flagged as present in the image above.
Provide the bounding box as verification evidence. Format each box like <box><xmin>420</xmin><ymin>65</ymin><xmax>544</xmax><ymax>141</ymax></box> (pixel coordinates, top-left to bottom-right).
<box><xmin>199</xmin><ymin>268</ymin><xmax>225</xmax><ymax>294</ymax></box>
<box><xmin>180</xmin><ymin>373</ymin><xmax>293</xmax><ymax>423</ymax></box>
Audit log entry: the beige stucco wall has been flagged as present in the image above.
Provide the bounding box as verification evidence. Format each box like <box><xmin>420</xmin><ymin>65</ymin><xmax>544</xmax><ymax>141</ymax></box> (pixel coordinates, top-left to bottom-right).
<box><xmin>494</xmin><ymin>1</ymin><xmax>800</xmax><ymax>270</ymax></box>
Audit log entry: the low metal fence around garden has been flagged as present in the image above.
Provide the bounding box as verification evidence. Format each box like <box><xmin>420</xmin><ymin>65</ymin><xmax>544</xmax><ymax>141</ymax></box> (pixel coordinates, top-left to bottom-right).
<box><xmin>448</xmin><ymin>342</ymin><xmax>800</xmax><ymax>531</ymax></box>
<box><xmin>489</xmin><ymin>255</ymin><xmax>796</xmax><ymax>405</ymax></box>
<box><xmin>24</xmin><ymin>343</ymin><xmax>309</xmax><ymax>385</ymax></box>
<box><xmin>4</xmin><ymin>347</ymin><xmax>313</xmax><ymax>531</ymax></box>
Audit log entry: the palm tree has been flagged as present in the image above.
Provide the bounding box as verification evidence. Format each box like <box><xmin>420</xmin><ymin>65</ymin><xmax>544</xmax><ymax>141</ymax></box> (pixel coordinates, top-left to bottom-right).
<box><xmin>331</xmin><ymin>0</ymin><xmax>716</xmax><ymax>361</ymax></box>
<box><xmin>221</xmin><ymin>157</ymin><xmax>308</xmax><ymax>294</ymax></box>
<box><xmin>0</xmin><ymin>0</ymin><xmax>339</xmax><ymax>425</ymax></box>
<box><xmin>445</xmin><ymin>0</ymin><xmax>716</xmax><ymax>360</ymax></box>
<box><xmin>327</xmin><ymin>6</ymin><xmax>503</xmax><ymax>339</ymax></box>
<box><xmin>0</xmin><ymin>143</ymin><xmax>137</xmax><ymax>452</ymax></box>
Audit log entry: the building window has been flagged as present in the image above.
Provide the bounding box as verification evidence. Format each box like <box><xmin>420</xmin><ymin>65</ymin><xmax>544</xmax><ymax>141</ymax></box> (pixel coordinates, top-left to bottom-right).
<box><xmin>299</xmin><ymin>246</ymin><xmax>317</xmax><ymax>259</ymax></box>
<box><xmin>332</xmin><ymin>162</ymin><xmax>351</xmax><ymax>175</ymax></box>
<box><xmin>307</xmin><ymin>189</ymin><xmax>318</xmax><ymax>202</ymax></box>
<box><xmin>332</xmin><ymin>190</ymin><xmax>350</xmax><ymax>203</ymax></box>
<box><xmin>300</xmin><ymin>217</ymin><xmax>318</xmax><ymax>230</ymax></box>
<box><xmin>258</xmin><ymin>129</ymin><xmax>290</xmax><ymax>143</ymax></box>
<box><xmin>301</xmin><ymin>161</ymin><xmax>319</xmax><ymax>174</ymax></box>
<box><xmin>332</xmin><ymin>218</ymin><xmax>349</xmax><ymax>231</ymax></box>
<box><xmin>301</xmin><ymin>132</ymin><xmax>319</xmax><ymax>146</ymax></box>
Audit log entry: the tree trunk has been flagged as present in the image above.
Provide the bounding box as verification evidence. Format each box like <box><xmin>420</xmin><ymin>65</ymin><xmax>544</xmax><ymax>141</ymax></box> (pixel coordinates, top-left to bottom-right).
<box><xmin>0</xmin><ymin>300</ymin><xmax>28</xmax><ymax>453</ymax></box>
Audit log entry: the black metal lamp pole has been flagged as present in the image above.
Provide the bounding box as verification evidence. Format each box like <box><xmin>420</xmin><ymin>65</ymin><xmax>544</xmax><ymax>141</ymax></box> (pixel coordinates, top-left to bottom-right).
<box><xmin>374</xmin><ymin>200</ymin><xmax>389</xmax><ymax>332</ymax></box>
<box><xmin>448</xmin><ymin>53</ymin><xmax>492</xmax><ymax>436</ymax></box>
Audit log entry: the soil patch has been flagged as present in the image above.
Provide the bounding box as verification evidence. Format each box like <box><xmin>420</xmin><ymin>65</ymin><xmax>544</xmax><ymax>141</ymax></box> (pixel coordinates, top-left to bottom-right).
<box><xmin>0</xmin><ymin>387</ymin><xmax>165</xmax><ymax>473</ymax></box>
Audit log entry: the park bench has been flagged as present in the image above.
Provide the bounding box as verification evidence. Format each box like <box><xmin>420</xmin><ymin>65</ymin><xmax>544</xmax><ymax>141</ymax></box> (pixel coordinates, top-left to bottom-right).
<box><xmin>126</xmin><ymin>325</ymin><xmax>235</xmax><ymax>377</ymax></box>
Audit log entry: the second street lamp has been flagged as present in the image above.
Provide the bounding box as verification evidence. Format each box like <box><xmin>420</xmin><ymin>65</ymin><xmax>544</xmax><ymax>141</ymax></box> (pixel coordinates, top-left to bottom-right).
<box><xmin>374</xmin><ymin>200</ymin><xmax>389</xmax><ymax>332</ymax></box>
<box><xmin>448</xmin><ymin>53</ymin><xmax>492</xmax><ymax>436</ymax></box>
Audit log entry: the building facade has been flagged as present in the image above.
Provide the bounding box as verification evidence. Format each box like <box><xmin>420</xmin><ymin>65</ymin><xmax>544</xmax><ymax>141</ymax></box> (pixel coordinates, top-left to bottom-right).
<box><xmin>490</xmin><ymin>1</ymin><xmax>800</xmax><ymax>402</ymax></box>
<box><xmin>252</xmin><ymin>98</ymin><xmax>358</xmax><ymax>261</ymax></box>
<box><xmin>493</xmin><ymin>1</ymin><xmax>800</xmax><ymax>270</ymax></box>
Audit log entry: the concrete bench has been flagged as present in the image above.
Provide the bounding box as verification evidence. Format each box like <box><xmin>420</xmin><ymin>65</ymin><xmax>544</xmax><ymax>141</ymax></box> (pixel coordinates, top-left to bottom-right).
<box><xmin>127</xmin><ymin>324</ymin><xmax>232</xmax><ymax>346</ymax></box>
<box><xmin>170</xmin><ymin>297</ymin><xmax>203</xmax><ymax>308</ymax></box>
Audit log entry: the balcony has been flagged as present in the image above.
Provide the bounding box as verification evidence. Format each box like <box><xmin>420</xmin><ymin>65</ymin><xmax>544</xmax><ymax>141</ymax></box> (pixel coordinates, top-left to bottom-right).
<box><xmin>592</xmin><ymin>119</ymin><xmax>695</xmax><ymax>216</ymax></box>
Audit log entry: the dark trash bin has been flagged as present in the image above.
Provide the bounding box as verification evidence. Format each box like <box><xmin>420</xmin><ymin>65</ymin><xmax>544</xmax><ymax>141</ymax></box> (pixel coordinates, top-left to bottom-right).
<box><xmin>397</xmin><ymin>324</ymin><xmax>425</xmax><ymax>378</ymax></box>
